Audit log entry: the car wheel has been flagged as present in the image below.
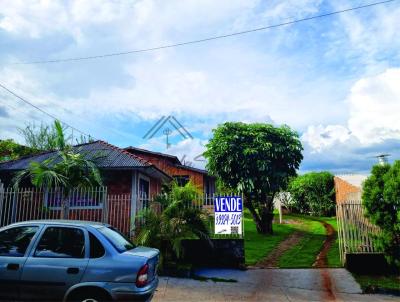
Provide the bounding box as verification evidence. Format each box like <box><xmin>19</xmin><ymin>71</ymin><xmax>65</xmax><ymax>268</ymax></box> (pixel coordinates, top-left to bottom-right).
<box><xmin>70</xmin><ymin>290</ymin><xmax>111</xmax><ymax>302</ymax></box>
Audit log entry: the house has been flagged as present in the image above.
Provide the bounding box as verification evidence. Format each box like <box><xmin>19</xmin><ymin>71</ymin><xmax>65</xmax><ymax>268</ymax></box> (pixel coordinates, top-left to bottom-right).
<box><xmin>0</xmin><ymin>141</ymin><xmax>216</xmax><ymax>234</ymax></box>
<box><xmin>0</xmin><ymin>140</ymin><xmax>171</xmax><ymax>198</ymax></box>
<box><xmin>0</xmin><ymin>141</ymin><xmax>174</xmax><ymax>234</ymax></box>
<box><xmin>334</xmin><ymin>174</ymin><xmax>368</xmax><ymax>204</ymax></box>
<box><xmin>125</xmin><ymin>146</ymin><xmax>216</xmax><ymax>195</ymax></box>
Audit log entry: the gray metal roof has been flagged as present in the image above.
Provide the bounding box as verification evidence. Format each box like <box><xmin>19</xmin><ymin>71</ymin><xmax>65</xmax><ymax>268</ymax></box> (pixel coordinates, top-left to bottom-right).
<box><xmin>0</xmin><ymin>140</ymin><xmax>150</xmax><ymax>170</ymax></box>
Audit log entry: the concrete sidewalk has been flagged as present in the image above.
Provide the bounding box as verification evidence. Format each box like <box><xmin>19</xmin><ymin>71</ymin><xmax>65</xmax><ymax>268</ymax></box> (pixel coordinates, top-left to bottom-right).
<box><xmin>152</xmin><ymin>268</ymin><xmax>399</xmax><ymax>301</ymax></box>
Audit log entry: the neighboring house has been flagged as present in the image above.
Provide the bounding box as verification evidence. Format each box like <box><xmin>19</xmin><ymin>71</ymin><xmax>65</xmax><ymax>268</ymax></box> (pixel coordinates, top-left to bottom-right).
<box><xmin>334</xmin><ymin>174</ymin><xmax>368</xmax><ymax>204</ymax></box>
<box><xmin>0</xmin><ymin>140</ymin><xmax>171</xmax><ymax>199</ymax></box>
<box><xmin>125</xmin><ymin>146</ymin><xmax>216</xmax><ymax>195</ymax></box>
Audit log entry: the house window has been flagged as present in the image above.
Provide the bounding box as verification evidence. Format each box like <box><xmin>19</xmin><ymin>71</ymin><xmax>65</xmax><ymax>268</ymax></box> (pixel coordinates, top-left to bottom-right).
<box><xmin>173</xmin><ymin>175</ymin><xmax>190</xmax><ymax>187</ymax></box>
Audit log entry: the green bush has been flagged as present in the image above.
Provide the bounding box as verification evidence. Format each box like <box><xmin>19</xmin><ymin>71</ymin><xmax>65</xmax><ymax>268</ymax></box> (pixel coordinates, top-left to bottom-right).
<box><xmin>287</xmin><ymin>171</ymin><xmax>335</xmax><ymax>216</ymax></box>
<box><xmin>135</xmin><ymin>182</ymin><xmax>211</xmax><ymax>268</ymax></box>
<box><xmin>363</xmin><ymin>162</ymin><xmax>400</xmax><ymax>268</ymax></box>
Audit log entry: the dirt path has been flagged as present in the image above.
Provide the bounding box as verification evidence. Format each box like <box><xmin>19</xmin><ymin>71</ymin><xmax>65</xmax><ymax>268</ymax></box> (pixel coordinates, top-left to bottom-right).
<box><xmin>313</xmin><ymin>221</ymin><xmax>336</xmax><ymax>268</ymax></box>
<box><xmin>254</xmin><ymin>230</ymin><xmax>305</xmax><ymax>268</ymax></box>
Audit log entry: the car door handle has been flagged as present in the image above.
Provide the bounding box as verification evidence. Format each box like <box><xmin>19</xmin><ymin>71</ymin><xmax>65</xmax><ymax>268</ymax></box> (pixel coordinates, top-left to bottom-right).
<box><xmin>7</xmin><ymin>263</ymin><xmax>19</xmax><ymax>270</ymax></box>
<box><xmin>67</xmin><ymin>267</ymin><xmax>79</xmax><ymax>274</ymax></box>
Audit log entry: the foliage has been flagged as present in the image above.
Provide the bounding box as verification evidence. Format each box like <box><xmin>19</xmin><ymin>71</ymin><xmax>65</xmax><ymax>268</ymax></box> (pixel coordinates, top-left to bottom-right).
<box><xmin>362</xmin><ymin>162</ymin><xmax>400</xmax><ymax>267</ymax></box>
<box><xmin>204</xmin><ymin>122</ymin><xmax>303</xmax><ymax>234</ymax></box>
<box><xmin>287</xmin><ymin>171</ymin><xmax>335</xmax><ymax>216</ymax></box>
<box><xmin>13</xmin><ymin>150</ymin><xmax>103</xmax><ymax>192</ymax></box>
<box><xmin>18</xmin><ymin>120</ymin><xmax>93</xmax><ymax>151</ymax></box>
<box><xmin>215</xmin><ymin>178</ymin><xmax>237</xmax><ymax>195</ymax></box>
<box><xmin>13</xmin><ymin>120</ymin><xmax>102</xmax><ymax>196</ymax></box>
<box><xmin>0</xmin><ymin>139</ymin><xmax>35</xmax><ymax>162</ymax></box>
<box><xmin>136</xmin><ymin>182</ymin><xmax>211</xmax><ymax>267</ymax></box>
<box><xmin>353</xmin><ymin>274</ymin><xmax>400</xmax><ymax>292</ymax></box>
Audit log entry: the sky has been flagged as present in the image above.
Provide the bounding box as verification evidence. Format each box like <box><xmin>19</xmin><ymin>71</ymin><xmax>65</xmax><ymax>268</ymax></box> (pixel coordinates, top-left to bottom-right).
<box><xmin>0</xmin><ymin>0</ymin><xmax>399</xmax><ymax>174</ymax></box>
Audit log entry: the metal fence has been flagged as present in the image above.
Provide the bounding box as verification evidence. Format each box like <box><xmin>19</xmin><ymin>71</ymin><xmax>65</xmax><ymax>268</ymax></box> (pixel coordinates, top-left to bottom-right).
<box><xmin>336</xmin><ymin>201</ymin><xmax>382</xmax><ymax>265</ymax></box>
<box><xmin>0</xmin><ymin>187</ymin><xmax>243</xmax><ymax>239</ymax></box>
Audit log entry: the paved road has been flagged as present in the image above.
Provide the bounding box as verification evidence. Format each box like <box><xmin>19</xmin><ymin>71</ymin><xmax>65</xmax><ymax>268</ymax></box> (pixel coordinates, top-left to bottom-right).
<box><xmin>153</xmin><ymin>268</ymin><xmax>399</xmax><ymax>301</ymax></box>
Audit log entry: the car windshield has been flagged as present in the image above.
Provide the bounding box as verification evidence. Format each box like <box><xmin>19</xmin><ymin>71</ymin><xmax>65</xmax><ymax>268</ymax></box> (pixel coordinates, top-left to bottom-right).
<box><xmin>98</xmin><ymin>227</ymin><xmax>135</xmax><ymax>253</ymax></box>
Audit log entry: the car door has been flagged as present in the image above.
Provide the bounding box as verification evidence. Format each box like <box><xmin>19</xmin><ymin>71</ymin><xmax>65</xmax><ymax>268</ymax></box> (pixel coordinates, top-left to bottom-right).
<box><xmin>0</xmin><ymin>225</ymin><xmax>40</xmax><ymax>301</ymax></box>
<box><xmin>20</xmin><ymin>226</ymin><xmax>89</xmax><ymax>301</ymax></box>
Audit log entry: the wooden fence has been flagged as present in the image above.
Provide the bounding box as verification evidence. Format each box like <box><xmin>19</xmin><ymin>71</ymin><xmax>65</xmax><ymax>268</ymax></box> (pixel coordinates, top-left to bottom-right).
<box><xmin>336</xmin><ymin>201</ymin><xmax>381</xmax><ymax>265</ymax></box>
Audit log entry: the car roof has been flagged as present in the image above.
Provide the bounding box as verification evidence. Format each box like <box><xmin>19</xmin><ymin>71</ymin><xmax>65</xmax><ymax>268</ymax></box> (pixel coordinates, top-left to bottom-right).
<box><xmin>6</xmin><ymin>220</ymin><xmax>110</xmax><ymax>228</ymax></box>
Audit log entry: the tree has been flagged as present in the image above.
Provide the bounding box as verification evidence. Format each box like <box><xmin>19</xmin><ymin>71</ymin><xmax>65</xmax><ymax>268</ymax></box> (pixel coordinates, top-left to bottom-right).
<box><xmin>287</xmin><ymin>171</ymin><xmax>335</xmax><ymax>216</ymax></box>
<box><xmin>136</xmin><ymin>182</ymin><xmax>211</xmax><ymax>267</ymax></box>
<box><xmin>362</xmin><ymin>162</ymin><xmax>400</xmax><ymax>267</ymax></box>
<box><xmin>19</xmin><ymin>120</ymin><xmax>93</xmax><ymax>151</ymax></box>
<box><xmin>13</xmin><ymin>122</ymin><xmax>103</xmax><ymax>217</ymax></box>
<box><xmin>204</xmin><ymin>122</ymin><xmax>303</xmax><ymax>234</ymax></box>
<box><xmin>0</xmin><ymin>139</ymin><xmax>35</xmax><ymax>162</ymax></box>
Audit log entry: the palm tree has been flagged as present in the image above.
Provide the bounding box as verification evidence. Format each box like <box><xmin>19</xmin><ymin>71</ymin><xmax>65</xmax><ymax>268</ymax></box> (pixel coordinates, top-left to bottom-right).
<box><xmin>13</xmin><ymin>120</ymin><xmax>103</xmax><ymax>218</ymax></box>
<box><xmin>136</xmin><ymin>182</ymin><xmax>211</xmax><ymax>267</ymax></box>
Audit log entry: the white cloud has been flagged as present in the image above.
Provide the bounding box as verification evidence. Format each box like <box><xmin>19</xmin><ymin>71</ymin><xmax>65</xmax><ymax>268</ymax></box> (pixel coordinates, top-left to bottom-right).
<box><xmin>347</xmin><ymin>68</ymin><xmax>400</xmax><ymax>144</ymax></box>
<box><xmin>329</xmin><ymin>1</ymin><xmax>400</xmax><ymax>71</ymax></box>
<box><xmin>302</xmin><ymin>68</ymin><xmax>400</xmax><ymax>154</ymax></box>
<box><xmin>302</xmin><ymin>124</ymin><xmax>351</xmax><ymax>152</ymax></box>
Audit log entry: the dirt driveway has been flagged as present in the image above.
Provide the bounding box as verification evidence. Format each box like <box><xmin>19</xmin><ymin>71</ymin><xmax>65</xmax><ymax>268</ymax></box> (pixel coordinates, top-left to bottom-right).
<box><xmin>153</xmin><ymin>268</ymin><xmax>399</xmax><ymax>302</ymax></box>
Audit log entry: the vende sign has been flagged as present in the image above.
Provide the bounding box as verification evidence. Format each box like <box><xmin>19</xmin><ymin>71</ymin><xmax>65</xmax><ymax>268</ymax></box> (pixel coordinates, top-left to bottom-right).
<box><xmin>214</xmin><ymin>196</ymin><xmax>243</xmax><ymax>235</ymax></box>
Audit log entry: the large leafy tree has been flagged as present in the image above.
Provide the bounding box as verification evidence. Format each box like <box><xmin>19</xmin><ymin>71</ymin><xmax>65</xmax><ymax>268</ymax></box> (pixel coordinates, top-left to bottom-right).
<box><xmin>204</xmin><ymin>122</ymin><xmax>303</xmax><ymax>234</ymax></box>
<box><xmin>287</xmin><ymin>171</ymin><xmax>335</xmax><ymax>216</ymax></box>
<box><xmin>363</xmin><ymin>162</ymin><xmax>400</xmax><ymax>267</ymax></box>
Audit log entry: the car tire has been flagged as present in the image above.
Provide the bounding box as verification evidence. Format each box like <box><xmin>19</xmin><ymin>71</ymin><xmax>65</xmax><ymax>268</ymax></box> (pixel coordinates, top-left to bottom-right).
<box><xmin>69</xmin><ymin>289</ymin><xmax>112</xmax><ymax>302</ymax></box>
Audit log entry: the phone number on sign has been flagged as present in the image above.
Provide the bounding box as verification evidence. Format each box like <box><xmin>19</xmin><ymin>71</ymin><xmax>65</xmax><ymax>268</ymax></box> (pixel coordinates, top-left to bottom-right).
<box><xmin>215</xmin><ymin>213</ymin><xmax>242</xmax><ymax>226</ymax></box>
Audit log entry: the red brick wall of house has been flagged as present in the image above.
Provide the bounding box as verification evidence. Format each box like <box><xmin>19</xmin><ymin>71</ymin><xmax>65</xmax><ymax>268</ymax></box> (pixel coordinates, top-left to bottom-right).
<box><xmin>103</xmin><ymin>170</ymin><xmax>162</xmax><ymax>197</ymax></box>
<box><xmin>334</xmin><ymin>176</ymin><xmax>361</xmax><ymax>204</ymax></box>
<box><xmin>130</xmin><ymin>153</ymin><xmax>205</xmax><ymax>191</ymax></box>
<box><xmin>103</xmin><ymin>170</ymin><xmax>132</xmax><ymax>195</ymax></box>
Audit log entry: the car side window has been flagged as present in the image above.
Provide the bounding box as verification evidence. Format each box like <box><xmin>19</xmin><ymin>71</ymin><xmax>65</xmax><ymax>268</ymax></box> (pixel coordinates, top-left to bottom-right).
<box><xmin>0</xmin><ymin>226</ymin><xmax>39</xmax><ymax>257</ymax></box>
<box><xmin>34</xmin><ymin>227</ymin><xmax>85</xmax><ymax>258</ymax></box>
<box><xmin>89</xmin><ymin>232</ymin><xmax>105</xmax><ymax>258</ymax></box>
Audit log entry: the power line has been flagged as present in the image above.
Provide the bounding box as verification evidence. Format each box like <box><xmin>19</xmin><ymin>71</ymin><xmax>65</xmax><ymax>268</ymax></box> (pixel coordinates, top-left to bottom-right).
<box><xmin>0</xmin><ymin>82</ymin><xmax>92</xmax><ymax>138</ymax></box>
<box><xmin>11</xmin><ymin>0</ymin><xmax>396</xmax><ymax>65</ymax></box>
<box><xmin>0</xmin><ymin>83</ymin><xmax>138</xmax><ymax>143</ymax></box>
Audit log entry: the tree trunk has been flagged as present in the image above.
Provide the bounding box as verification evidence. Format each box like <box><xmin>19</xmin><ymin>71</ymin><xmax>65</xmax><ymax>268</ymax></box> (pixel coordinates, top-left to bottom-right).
<box><xmin>245</xmin><ymin>195</ymin><xmax>275</xmax><ymax>235</ymax></box>
<box><xmin>246</xmin><ymin>200</ymin><xmax>264</xmax><ymax>233</ymax></box>
<box><xmin>260</xmin><ymin>207</ymin><xmax>274</xmax><ymax>234</ymax></box>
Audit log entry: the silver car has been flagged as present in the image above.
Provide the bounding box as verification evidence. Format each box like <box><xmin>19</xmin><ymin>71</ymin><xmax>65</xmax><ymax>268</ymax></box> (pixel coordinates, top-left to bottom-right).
<box><xmin>0</xmin><ymin>220</ymin><xmax>159</xmax><ymax>302</ymax></box>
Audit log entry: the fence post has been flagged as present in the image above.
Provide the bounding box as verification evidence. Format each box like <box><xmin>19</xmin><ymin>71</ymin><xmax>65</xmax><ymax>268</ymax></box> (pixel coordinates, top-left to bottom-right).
<box><xmin>0</xmin><ymin>183</ymin><xmax>4</xmax><ymax>226</ymax></box>
<box><xmin>102</xmin><ymin>187</ymin><xmax>108</xmax><ymax>223</ymax></box>
<box><xmin>11</xmin><ymin>187</ymin><xmax>18</xmax><ymax>223</ymax></box>
<box><xmin>61</xmin><ymin>188</ymin><xmax>69</xmax><ymax>220</ymax></box>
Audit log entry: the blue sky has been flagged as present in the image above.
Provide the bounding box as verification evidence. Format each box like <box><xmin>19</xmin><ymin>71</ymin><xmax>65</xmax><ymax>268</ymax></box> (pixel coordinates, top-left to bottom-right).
<box><xmin>0</xmin><ymin>0</ymin><xmax>399</xmax><ymax>173</ymax></box>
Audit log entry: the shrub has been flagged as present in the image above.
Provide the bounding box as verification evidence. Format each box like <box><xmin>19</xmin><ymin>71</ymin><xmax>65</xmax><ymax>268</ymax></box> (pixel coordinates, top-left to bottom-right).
<box><xmin>363</xmin><ymin>162</ymin><xmax>400</xmax><ymax>268</ymax></box>
<box><xmin>287</xmin><ymin>171</ymin><xmax>335</xmax><ymax>216</ymax></box>
<box><xmin>135</xmin><ymin>182</ymin><xmax>211</xmax><ymax>267</ymax></box>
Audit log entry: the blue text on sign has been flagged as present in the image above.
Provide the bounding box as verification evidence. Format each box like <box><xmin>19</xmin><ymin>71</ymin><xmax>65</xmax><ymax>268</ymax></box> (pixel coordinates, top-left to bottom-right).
<box><xmin>214</xmin><ymin>197</ymin><xmax>242</xmax><ymax>213</ymax></box>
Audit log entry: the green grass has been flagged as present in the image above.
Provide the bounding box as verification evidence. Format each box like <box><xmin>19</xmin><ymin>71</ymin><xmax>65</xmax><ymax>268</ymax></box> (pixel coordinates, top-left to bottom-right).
<box><xmin>244</xmin><ymin>212</ymin><xmax>342</xmax><ymax>268</ymax></box>
<box><xmin>353</xmin><ymin>274</ymin><xmax>400</xmax><ymax>291</ymax></box>
<box><xmin>244</xmin><ymin>211</ymin><xmax>296</xmax><ymax>265</ymax></box>
<box><xmin>278</xmin><ymin>216</ymin><xmax>326</xmax><ymax>268</ymax></box>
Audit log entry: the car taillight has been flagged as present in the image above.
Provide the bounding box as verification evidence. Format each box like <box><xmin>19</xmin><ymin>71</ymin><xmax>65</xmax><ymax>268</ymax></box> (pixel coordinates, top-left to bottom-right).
<box><xmin>136</xmin><ymin>263</ymin><xmax>149</xmax><ymax>287</ymax></box>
